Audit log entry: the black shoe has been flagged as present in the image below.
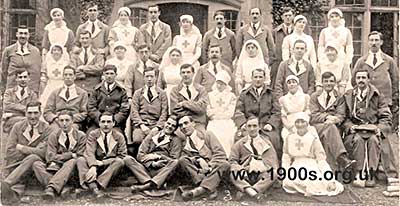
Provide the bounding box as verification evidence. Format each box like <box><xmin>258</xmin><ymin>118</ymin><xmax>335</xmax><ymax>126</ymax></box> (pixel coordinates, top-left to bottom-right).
<box><xmin>208</xmin><ymin>190</ymin><xmax>218</xmax><ymax>200</ymax></box>
<box><xmin>181</xmin><ymin>190</ymin><xmax>194</xmax><ymax>201</ymax></box>
<box><xmin>1</xmin><ymin>182</ymin><xmax>19</xmax><ymax>204</ymax></box>
<box><xmin>93</xmin><ymin>188</ymin><xmax>105</xmax><ymax>198</ymax></box>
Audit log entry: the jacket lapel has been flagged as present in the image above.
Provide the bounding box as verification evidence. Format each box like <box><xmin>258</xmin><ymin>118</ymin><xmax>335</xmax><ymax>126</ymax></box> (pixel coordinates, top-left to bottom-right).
<box><xmin>107</xmin><ymin>133</ymin><xmax>118</xmax><ymax>156</ymax></box>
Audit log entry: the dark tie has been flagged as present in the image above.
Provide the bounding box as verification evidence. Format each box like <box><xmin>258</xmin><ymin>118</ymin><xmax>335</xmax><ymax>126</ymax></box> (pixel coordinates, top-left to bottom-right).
<box><xmin>188</xmin><ymin>137</ymin><xmax>198</xmax><ymax>152</ymax></box>
<box><xmin>151</xmin><ymin>24</ymin><xmax>156</xmax><ymax>40</ymax></box>
<box><xmin>84</xmin><ymin>48</ymin><xmax>88</xmax><ymax>65</ymax></box>
<box><xmin>65</xmin><ymin>87</ymin><xmax>70</xmax><ymax>99</ymax></box>
<box><xmin>103</xmin><ymin>134</ymin><xmax>109</xmax><ymax>154</ymax></box>
<box><xmin>158</xmin><ymin>134</ymin><xmax>165</xmax><ymax>143</ymax></box>
<box><xmin>29</xmin><ymin>127</ymin><xmax>34</xmax><ymax>138</ymax></box>
<box><xmin>147</xmin><ymin>88</ymin><xmax>153</xmax><ymax>101</ymax></box>
<box><xmin>20</xmin><ymin>88</ymin><xmax>25</xmax><ymax>97</ymax></box>
<box><xmin>253</xmin><ymin>24</ymin><xmax>257</xmax><ymax>33</ymax></box>
<box><xmin>326</xmin><ymin>93</ymin><xmax>331</xmax><ymax>108</ymax></box>
<box><xmin>218</xmin><ymin>28</ymin><xmax>222</xmax><ymax>38</ymax></box>
<box><xmin>212</xmin><ymin>63</ymin><xmax>218</xmax><ymax>75</ymax></box>
<box><xmin>373</xmin><ymin>54</ymin><xmax>377</xmax><ymax>66</ymax></box>
<box><xmin>250</xmin><ymin>138</ymin><xmax>259</xmax><ymax>156</ymax></box>
<box><xmin>91</xmin><ymin>22</ymin><xmax>95</xmax><ymax>34</ymax></box>
<box><xmin>21</xmin><ymin>45</ymin><xmax>25</xmax><ymax>54</ymax></box>
<box><xmin>65</xmin><ymin>133</ymin><xmax>70</xmax><ymax>150</ymax></box>
<box><xmin>186</xmin><ymin>86</ymin><xmax>192</xmax><ymax>99</ymax></box>
<box><xmin>296</xmin><ymin>62</ymin><xmax>300</xmax><ymax>73</ymax></box>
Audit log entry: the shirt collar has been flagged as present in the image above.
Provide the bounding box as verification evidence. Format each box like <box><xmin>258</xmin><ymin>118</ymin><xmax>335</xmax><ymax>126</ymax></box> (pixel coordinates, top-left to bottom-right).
<box><xmin>64</xmin><ymin>84</ymin><xmax>76</xmax><ymax>89</ymax></box>
<box><xmin>291</xmin><ymin>56</ymin><xmax>304</xmax><ymax>65</ymax></box>
<box><xmin>149</xmin><ymin>20</ymin><xmax>159</xmax><ymax>27</ymax></box>
<box><xmin>252</xmin><ymin>22</ymin><xmax>260</xmax><ymax>29</ymax></box>
<box><xmin>104</xmin><ymin>81</ymin><xmax>116</xmax><ymax>90</ymax></box>
<box><xmin>17</xmin><ymin>85</ymin><xmax>26</xmax><ymax>92</ymax></box>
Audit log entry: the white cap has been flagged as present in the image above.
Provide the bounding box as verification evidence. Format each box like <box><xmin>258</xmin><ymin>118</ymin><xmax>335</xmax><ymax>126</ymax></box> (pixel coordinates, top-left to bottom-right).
<box><xmin>215</xmin><ymin>70</ymin><xmax>231</xmax><ymax>85</ymax></box>
<box><xmin>118</xmin><ymin>7</ymin><xmax>131</xmax><ymax>16</ymax></box>
<box><xmin>180</xmin><ymin>15</ymin><xmax>194</xmax><ymax>23</ymax></box>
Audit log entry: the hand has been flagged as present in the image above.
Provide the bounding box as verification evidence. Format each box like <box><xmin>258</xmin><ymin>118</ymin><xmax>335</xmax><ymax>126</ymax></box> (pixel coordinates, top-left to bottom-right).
<box><xmin>16</xmin><ymin>144</ymin><xmax>24</xmax><ymax>151</ymax></box>
<box><xmin>102</xmin><ymin>158</ymin><xmax>115</xmax><ymax>166</ymax></box>
<box><xmin>197</xmin><ymin>158</ymin><xmax>209</xmax><ymax>170</ymax></box>
<box><xmin>85</xmin><ymin>166</ymin><xmax>97</xmax><ymax>182</ymax></box>
<box><xmin>263</xmin><ymin>124</ymin><xmax>273</xmax><ymax>131</ymax></box>
<box><xmin>96</xmin><ymin>160</ymin><xmax>104</xmax><ymax>166</ymax></box>
<box><xmin>316</xmin><ymin>86</ymin><xmax>323</xmax><ymax>95</ymax></box>
<box><xmin>198</xmin><ymin>167</ymin><xmax>212</xmax><ymax>174</ymax></box>
<box><xmin>128</xmin><ymin>98</ymin><xmax>132</xmax><ymax>104</ymax></box>
<box><xmin>72</xmin><ymin>153</ymin><xmax>77</xmax><ymax>159</ymax></box>
<box><xmin>350</xmin><ymin>125</ymin><xmax>356</xmax><ymax>134</ymax></box>
<box><xmin>145</xmin><ymin>153</ymin><xmax>162</xmax><ymax>161</ymax></box>
<box><xmin>149</xmin><ymin>127</ymin><xmax>159</xmax><ymax>136</ymax></box>
<box><xmin>375</xmin><ymin>127</ymin><xmax>381</xmax><ymax>136</ymax></box>
<box><xmin>149</xmin><ymin>54</ymin><xmax>160</xmax><ymax>62</ymax></box>
<box><xmin>97</xmin><ymin>48</ymin><xmax>105</xmax><ymax>55</ymax></box>
<box><xmin>140</xmin><ymin>124</ymin><xmax>150</xmax><ymax>135</ymax></box>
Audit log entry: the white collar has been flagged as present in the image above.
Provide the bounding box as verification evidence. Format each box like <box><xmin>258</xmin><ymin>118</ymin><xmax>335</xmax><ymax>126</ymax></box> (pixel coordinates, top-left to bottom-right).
<box><xmin>208</xmin><ymin>61</ymin><xmax>221</xmax><ymax>75</ymax></box>
<box><xmin>369</xmin><ymin>49</ymin><xmax>382</xmax><ymax>57</ymax></box>
<box><xmin>104</xmin><ymin>82</ymin><xmax>116</xmax><ymax>90</ymax></box>
<box><xmin>252</xmin><ymin>22</ymin><xmax>260</xmax><ymax>29</ymax></box>
<box><xmin>291</xmin><ymin>57</ymin><xmax>304</xmax><ymax>65</ymax></box>
<box><xmin>17</xmin><ymin>85</ymin><xmax>26</xmax><ymax>92</ymax></box>
<box><xmin>64</xmin><ymin>84</ymin><xmax>76</xmax><ymax>89</ymax></box>
<box><xmin>87</xmin><ymin>19</ymin><xmax>99</xmax><ymax>25</ymax></box>
<box><xmin>149</xmin><ymin>20</ymin><xmax>159</xmax><ymax>27</ymax></box>
<box><xmin>16</xmin><ymin>41</ymin><xmax>30</xmax><ymax>55</ymax></box>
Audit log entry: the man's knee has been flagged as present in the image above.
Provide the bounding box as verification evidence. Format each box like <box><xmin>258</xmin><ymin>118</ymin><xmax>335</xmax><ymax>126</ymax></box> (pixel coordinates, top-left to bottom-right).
<box><xmin>131</xmin><ymin>128</ymin><xmax>145</xmax><ymax>144</ymax></box>
<box><xmin>23</xmin><ymin>154</ymin><xmax>43</xmax><ymax>164</ymax></box>
<box><xmin>32</xmin><ymin>160</ymin><xmax>46</xmax><ymax>171</ymax></box>
<box><xmin>112</xmin><ymin>158</ymin><xmax>125</xmax><ymax>167</ymax></box>
<box><xmin>76</xmin><ymin>156</ymin><xmax>87</xmax><ymax>166</ymax></box>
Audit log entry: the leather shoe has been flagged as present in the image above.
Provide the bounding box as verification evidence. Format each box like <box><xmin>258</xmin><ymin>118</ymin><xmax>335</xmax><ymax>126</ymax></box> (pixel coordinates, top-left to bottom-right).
<box><xmin>43</xmin><ymin>187</ymin><xmax>56</xmax><ymax>200</ymax></box>
<box><xmin>181</xmin><ymin>190</ymin><xmax>194</xmax><ymax>201</ymax></box>
<box><xmin>208</xmin><ymin>190</ymin><xmax>218</xmax><ymax>200</ymax></box>
<box><xmin>365</xmin><ymin>179</ymin><xmax>376</xmax><ymax>187</ymax></box>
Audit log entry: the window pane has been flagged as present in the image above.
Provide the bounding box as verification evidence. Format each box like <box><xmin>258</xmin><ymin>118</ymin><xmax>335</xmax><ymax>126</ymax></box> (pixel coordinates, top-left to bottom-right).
<box><xmin>10</xmin><ymin>0</ymin><xmax>36</xmax><ymax>9</ymax></box>
<box><xmin>131</xmin><ymin>8</ymin><xmax>147</xmax><ymax>28</ymax></box>
<box><xmin>221</xmin><ymin>10</ymin><xmax>238</xmax><ymax>33</ymax></box>
<box><xmin>390</xmin><ymin>0</ymin><xmax>398</xmax><ymax>6</ymax></box>
<box><xmin>353</xmin><ymin>28</ymin><xmax>362</xmax><ymax>39</ymax></box>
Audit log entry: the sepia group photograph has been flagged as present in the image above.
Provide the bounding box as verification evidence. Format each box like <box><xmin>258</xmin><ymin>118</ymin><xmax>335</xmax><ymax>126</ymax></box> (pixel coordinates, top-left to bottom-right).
<box><xmin>0</xmin><ymin>0</ymin><xmax>399</xmax><ymax>205</ymax></box>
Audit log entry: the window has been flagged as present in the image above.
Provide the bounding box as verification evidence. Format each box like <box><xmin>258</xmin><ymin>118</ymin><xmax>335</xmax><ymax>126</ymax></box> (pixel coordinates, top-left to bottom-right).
<box><xmin>336</xmin><ymin>0</ymin><xmax>364</xmax><ymax>6</ymax></box>
<box><xmin>343</xmin><ymin>12</ymin><xmax>363</xmax><ymax>64</ymax></box>
<box><xmin>222</xmin><ymin>10</ymin><xmax>238</xmax><ymax>33</ymax></box>
<box><xmin>8</xmin><ymin>0</ymin><xmax>37</xmax><ymax>46</ymax></box>
<box><xmin>308</xmin><ymin>15</ymin><xmax>327</xmax><ymax>55</ymax></box>
<box><xmin>371</xmin><ymin>0</ymin><xmax>398</xmax><ymax>7</ymax></box>
<box><xmin>131</xmin><ymin>8</ymin><xmax>147</xmax><ymax>28</ymax></box>
<box><xmin>10</xmin><ymin>0</ymin><xmax>36</xmax><ymax>9</ymax></box>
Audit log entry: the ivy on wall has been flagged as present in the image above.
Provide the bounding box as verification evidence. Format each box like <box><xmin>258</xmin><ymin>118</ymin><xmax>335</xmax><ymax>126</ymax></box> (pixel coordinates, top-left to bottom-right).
<box><xmin>272</xmin><ymin>0</ymin><xmax>326</xmax><ymax>26</ymax></box>
<box><xmin>78</xmin><ymin>0</ymin><xmax>114</xmax><ymax>23</ymax></box>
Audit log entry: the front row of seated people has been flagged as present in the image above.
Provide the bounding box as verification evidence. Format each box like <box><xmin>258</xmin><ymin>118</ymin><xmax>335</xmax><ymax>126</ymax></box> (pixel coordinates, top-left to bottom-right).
<box><xmin>1</xmin><ymin>67</ymin><xmax>395</xmax><ymax>204</ymax></box>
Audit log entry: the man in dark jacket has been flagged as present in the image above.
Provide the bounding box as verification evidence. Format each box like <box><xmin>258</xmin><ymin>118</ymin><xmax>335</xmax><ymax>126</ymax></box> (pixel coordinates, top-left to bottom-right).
<box><xmin>88</xmin><ymin>65</ymin><xmax>130</xmax><ymax>132</ymax></box>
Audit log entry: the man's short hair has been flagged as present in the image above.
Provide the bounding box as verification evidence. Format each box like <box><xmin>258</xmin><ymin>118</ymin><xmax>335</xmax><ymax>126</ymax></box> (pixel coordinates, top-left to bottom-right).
<box><xmin>180</xmin><ymin>115</ymin><xmax>193</xmax><ymax>123</ymax></box>
<box><xmin>63</xmin><ymin>65</ymin><xmax>76</xmax><ymax>75</ymax></box>
<box><xmin>251</xmin><ymin>68</ymin><xmax>266</xmax><ymax>77</ymax></box>
<box><xmin>247</xmin><ymin>115</ymin><xmax>259</xmax><ymax>124</ymax></box>
<box><xmin>148</xmin><ymin>5</ymin><xmax>160</xmax><ymax>10</ymax></box>
<box><xmin>293</xmin><ymin>39</ymin><xmax>307</xmax><ymax>48</ymax></box>
<box><xmin>368</xmin><ymin>31</ymin><xmax>383</xmax><ymax>40</ymax></box>
<box><xmin>249</xmin><ymin>7</ymin><xmax>261</xmax><ymax>15</ymax></box>
<box><xmin>180</xmin><ymin>63</ymin><xmax>195</xmax><ymax>73</ymax></box>
<box><xmin>143</xmin><ymin>66</ymin><xmax>158</xmax><ymax>76</ymax></box>
<box><xmin>99</xmin><ymin>111</ymin><xmax>115</xmax><ymax>122</ymax></box>
<box><xmin>17</xmin><ymin>25</ymin><xmax>29</xmax><ymax>31</ymax></box>
<box><xmin>15</xmin><ymin>68</ymin><xmax>29</xmax><ymax>76</ymax></box>
<box><xmin>282</xmin><ymin>7</ymin><xmax>294</xmax><ymax>14</ymax></box>
<box><xmin>103</xmin><ymin>64</ymin><xmax>117</xmax><ymax>73</ymax></box>
<box><xmin>79</xmin><ymin>30</ymin><xmax>92</xmax><ymax>38</ymax></box>
<box><xmin>355</xmin><ymin>69</ymin><xmax>370</xmax><ymax>79</ymax></box>
<box><xmin>321</xmin><ymin>71</ymin><xmax>337</xmax><ymax>82</ymax></box>
<box><xmin>213</xmin><ymin>11</ymin><xmax>225</xmax><ymax>19</ymax></box>
<box><xmin>168</xmin><ymin>115</ymin><xmax>179</xmax><ymax>129</ymax></box>
<box><xmin>86</xmin><ymin>3</ymin><xmax>98</xmax><ymax>10</ymax></box>
<box><xmin>57</xmin><ymin>109</ymin><xmax>74</xmax><ymax>118</ymax></box>
<box><xmin>209</xmin><ymin>44</ymin><xmax>222</xmax><ymax>52</ymax></box>
<box><xmin>26</xmin><ymin>101</ymin><xmax>42</xmax><ymax>112</ymax></box>
<box><xmin>138</xmin><ymin>44</ymin><xmax>150</xmax><ymax>51</ymax></box>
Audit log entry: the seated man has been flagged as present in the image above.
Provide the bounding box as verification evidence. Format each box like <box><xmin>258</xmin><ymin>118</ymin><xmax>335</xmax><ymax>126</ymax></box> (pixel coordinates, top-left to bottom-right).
<box><xmin>194</xmin><ymin>44</ymin><xmax>234</xmax><ymax>92</ymax></box>
<box><xmin>3</xmin><ymin>69</ymin><xmax>38</xmax><ymax>133</ymax></box>
<box><xmin>230</xmin><ymin>116</ymin><xmax>278</xmax><ymax>200</ymax></box>
<box><xmin>125</xmin><ymin>44</ymin><xmax>159</xmax><ymax>98</ymax></box>
<box><xmin>124</xmin><ymin>116</ymin><xmax>182</xmax><ymax>192</ymax></box>
<box><xmin>1</xmin><ymin>101</ymin><xmax>52</xmax><ymax>204</ymax></box>
<box><xmin>170</xmin><ymin>64</ymin><xmax>208</xmax><ymax>130</ymax></box>
<box><xmin>76</xmin><ymin>111</ymin><xmax>127</xmax><ymax>198</ymax></box>
<box><xmin>43</xmin><ymin>66</ymin><xmax>88</xmax><ymax>130</ymax></box>
<box><xmin>233</xmin><ymin>68</ymin><xmax>282</xmax><ymax>158</ymax></box>
<box><xmin>343</xmin><ymin>69</ymin><xmax>392</xmax><ymax>187</ymax></box>
<box><xmin>88</xmin><ymin>65</ymin><xmax>130</xmax><ymax>132</ymax></box>
<box><xmin>29</xmin><ymin>110</ymin><xmax>87</xmax><ymax>199</ymax></box>
<box><xmin>309</xmin><ymin>71</ymin><xmax>355</xmax><ymax>170</ymax></box>
<box><xmin>177</xmin><ymin>116</ymin><xmax>229</xmax><ymax>201</ymax></box>
<box><xmin>130</xmin><ymin>67</ymin><xmax>168</xmax><ymax>156</ymax></box>
<box><xmin>69</xmin><ymin>30</ymin><xmax>104</xmax><ymax>93</ymax></box>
